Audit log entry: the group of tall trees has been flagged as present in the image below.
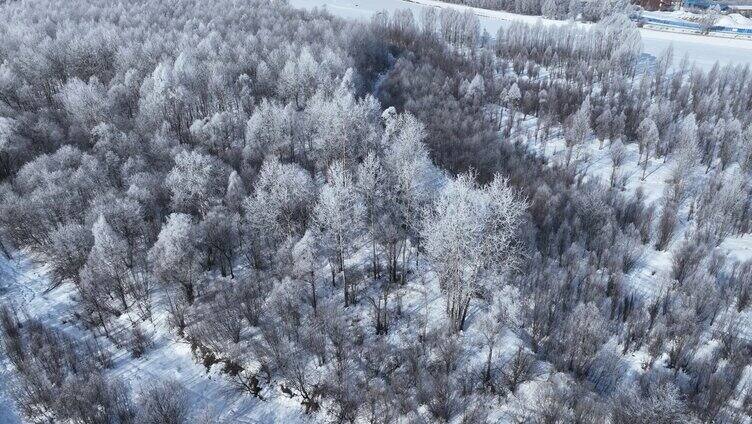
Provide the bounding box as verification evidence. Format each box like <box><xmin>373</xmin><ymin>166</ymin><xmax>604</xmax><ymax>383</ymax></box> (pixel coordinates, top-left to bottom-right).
<box><xmin>0</xmin><ymin>0</ymin><xmax>750</xmax><ymax>422</ymax></box>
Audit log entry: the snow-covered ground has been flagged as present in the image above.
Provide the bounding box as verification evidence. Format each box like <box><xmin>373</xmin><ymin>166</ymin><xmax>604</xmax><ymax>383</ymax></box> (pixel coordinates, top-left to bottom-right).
<box><xmin>0</xmin><ymin>373</ymin><xmax>21</xmax><ymax>424</ymax></box>
<box><xmin>0</xmin><ymin>253</ymin><xmax>310</xmax><ymax>424</ymax></box>
<box><xmin>515</xmin><ymin>122</ymin><xmax>676</xmax><ymax>299</ymax></box>
<box><xmin>709</xmin><ymin>12</ymin><xmax>751</xmax><ymax>30</ymax></box>
<box><xmin>0</xmin><ymin>242</ymin><xmax>541</xmax><ymax>423</ymax></box>
<box><xmin>718</xmin><ymin>13</ymin><xmax>752</xmax><ymax>29</ymax></box>
<box><xmin>289</xmin><ymin>0</ymin><xmax>752</xmax><ymax>70</ymax></box>
<box><xmin>515</xmin><ymin>110</ymin><xmax>752</xmax><ymax>304</ymax></box>
<box><xmin>644</xmin><ymin>10</ymin><xmax>752</xmax><ymax>30</ymax></box>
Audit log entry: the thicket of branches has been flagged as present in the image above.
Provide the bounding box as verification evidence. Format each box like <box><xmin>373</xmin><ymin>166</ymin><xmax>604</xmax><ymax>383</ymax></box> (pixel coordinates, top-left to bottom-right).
<box><xmin>0</xmin><ymin>0</ymin><xmax>750</xmax><ymax>422</ymax></box>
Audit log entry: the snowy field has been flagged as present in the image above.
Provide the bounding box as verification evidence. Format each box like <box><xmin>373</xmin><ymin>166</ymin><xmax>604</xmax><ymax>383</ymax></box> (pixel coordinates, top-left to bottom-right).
<box><xmin>289</xmin><ymin>0</ymin><xmax>752</xmax><ymax>70</ymax></box>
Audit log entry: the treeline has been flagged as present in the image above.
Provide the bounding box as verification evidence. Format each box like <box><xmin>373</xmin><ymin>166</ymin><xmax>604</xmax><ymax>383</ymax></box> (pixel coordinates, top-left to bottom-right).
<box><xmin>436</xmin><ymin>0</ymin><xmax>631</xmax><ymax>21</ymax></box>
<box><xmin>0</xmin><ymin>0</ymin><xmax>750</xmax><ymax>423</ymax></box>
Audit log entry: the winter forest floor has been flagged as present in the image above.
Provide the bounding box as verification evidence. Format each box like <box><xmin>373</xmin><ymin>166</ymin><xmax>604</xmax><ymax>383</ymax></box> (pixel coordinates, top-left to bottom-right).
<box><xmin>0</xmin><ymin>240</ymin><xmax>538</xmax><ymax>423</ymax></box>
<box><xmin>0</xmin><ymin>253</ymin><xmax>309</xmax><ymax>423</ymax></box>
<box><xmin>516</xmin><ymin>111</ymin><xmax>752</xmax><ymax>298</ymax></box>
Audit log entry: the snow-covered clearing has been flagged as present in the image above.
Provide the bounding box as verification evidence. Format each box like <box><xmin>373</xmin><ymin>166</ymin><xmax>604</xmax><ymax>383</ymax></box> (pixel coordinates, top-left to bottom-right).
<box><xmin>289</xmin><ymin>0</ymin><xmax>752</xmax><ymax>70</ymax></box>
<box><xmin>722</xmin><ymin>234</ymin><xmax>752</xmax><ymax>263</ymax></box>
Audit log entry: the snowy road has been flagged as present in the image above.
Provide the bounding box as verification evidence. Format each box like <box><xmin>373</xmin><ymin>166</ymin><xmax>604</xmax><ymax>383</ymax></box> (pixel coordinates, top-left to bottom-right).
<box><xmin>289</xmin><ymin>0</ymin><xmax>752</xmax><ymax>71</ymax></box>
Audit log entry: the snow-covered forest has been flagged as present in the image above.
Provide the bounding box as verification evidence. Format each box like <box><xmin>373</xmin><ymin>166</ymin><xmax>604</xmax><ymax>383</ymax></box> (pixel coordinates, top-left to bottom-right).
<box><xmin>0</xmin><ymin>0</ymin><xmax>751</xmax><ymax>422</ymax></box>
<box><xmin>433</xmin><ymin>0</ymin><xmax>630</xmax><ymax>21</ymax></box>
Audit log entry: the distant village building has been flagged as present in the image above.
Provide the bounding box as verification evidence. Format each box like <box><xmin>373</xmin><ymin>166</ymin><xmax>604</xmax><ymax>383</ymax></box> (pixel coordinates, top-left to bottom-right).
<box><xmin>632</xmin><ymin>0</ymin><xmax>752</xmax><ymax>12</ymax></box>
<box><xmin>728</xmin><ymin>4</ymin><xmax>752</xmax><ymax>16</ymax></box>
<box><xmin>682</xmin><ymin>0</ymin><xmax>730</xmax><ymax>11</ymax></box>
<box><xmin>633</xmin><ymin>0</ymin><xmax>680</xmax><ymax>11</ymax></box>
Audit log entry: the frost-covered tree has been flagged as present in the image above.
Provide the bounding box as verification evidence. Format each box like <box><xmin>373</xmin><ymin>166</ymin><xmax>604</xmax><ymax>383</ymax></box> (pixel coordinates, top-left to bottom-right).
<box><xmin>463</xmin><ymin>74</ymin><xmax>486</xmax><ymax>105</ymax></box>
<box><xmin>612</xmin><ymin>381</ymin><xmax>689</xmax><ymax>423</ymax></box>
<box><xmin>59</xmin><ymin>77</ymin><xmax>109</xmax><ymax>135</ymax></box>
<box><xmin>382</xmin><ymin>111</ymin><xmax>438</xmax><ymax>283</ymax></box>
<box><xmin>552</xmin><ymin>302</ymin><xmax>609</xmax><ymax>376</ymax></box>
<box><xmin>695</xmin><ymin>169</ymin><xmax>746</xmax><ymax>245</ymax></box>
<box><xmin>200</xmin><ymin>206</ymin><xmax>240</xmax><ymax>278</ymax></box>
<box><xmin>277</xmin><ymin>47</ymin><xmax>323</xmax><ymax>109</ymax></box>
<box><xmin>305</xmin><ymin>77</ymin><xmax>381</xmax><ymax>170</ymax></box>
<box><xmin>609</xmin><ymin>139</ymin><xmax>626</xmax><ymax>188</ymax></box>
<box><xmin>313</xmin><ymin>161</ymin><xmax>364</xmax><ymax>306</ymax></box>
<box><xmin>698</xmin><ymin>8</ymin><xmax>721</xmax><ymax>34</ymax></box>
<box><xmin>422</xmin><ymin>174</ymin><xmax>526</xmax><ymax>331</ymax></box>
<box><xmin>149</xmin><ymin>213</ymin><xmax>202</xmax><ymax>304</ymax></box>
<box><xmin>568</xmin><ymin>0</ymin><xmax>582</xmax><ymax>19</ymax></box>
<box><xmin>165</xmin><ymin>150</ymin><xmax>227</xmax><ymax>216</ymax></box>
<box><xmin>421</xmin><ymin>7</ymin><xmax>438</xmax><ymax>35</ymax></box>
<box><xmin>136</xmin><ymin>380</ymin><xmax>191</xmax><ymax>424</ymax></box>
<box><xmin>293</xmin><ymin>230</ymin><xmax>321</xmax><ymax>314</ymax></box>
<box><xmin>189</xmin><ymin>109</ymin><xmax>246</xmax><ymax>161</ymax></box>
<box><xmin>80</xmin><ymin>215</ymin><xmax>142</xmax><ymax>311</ymax></box>
<box><xmin>0</xmin><ymin>117</ymin><xmax>29</xmax><ymax>180</ymax></box>
<box><xmin>224</xmin><ymin>170</ymin><xmax>246</xmax><ymax>212</ymax></box>
<box><xmin>738</xmin><ymin>124</ymin><xmax>752</xmax><ymax>174</ymax></box>
<box><xmin>356</xmin><ymin>152</ymin><xmax>386</xmax><ymax>279</ymax></box>
<box><xmin>670</xmin><ymin>114</ymin><xmax>701</xmax><ymax>203</ymax></box>
<box><xmin>44</xmin><ymin>223</ymin><xmax>93</xmax><ymax>287</ymax></box>
<box><xmin>243</xmin><ymin>99</ymin><xmax>291</xmax><ymax>165</ymax></box>
<box><xmin>504</xmin><ymin>83</ymin><xmax>522</xmax><ymax>134</ymax></box>
<box><xmin>595</xmin><ymin>107</ymin><xmax>612</xmax><ymax>148</ymax></box>
<box><xmin>564</xmin><ymin>97</ymin><xmax>591</xmax><ymax>167</ymax></box>
<box><xmin>637</xmin><ymin>118</ymin><xmax>658</xmax><ymax>181</ymax></box>
<box><xmin>243</xmin><ymin>156</ymin><xmax>314</xmax><ymax>265</ymax></box>
<box><xmin>542</xmin><ymin>0</ymin><xmax>567</xmax><ymax>19</ymax></box>
<box><xmin>718</xmin><ymin>118</ymin><xmax>741</xmax><ymax>171</ymax></box>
